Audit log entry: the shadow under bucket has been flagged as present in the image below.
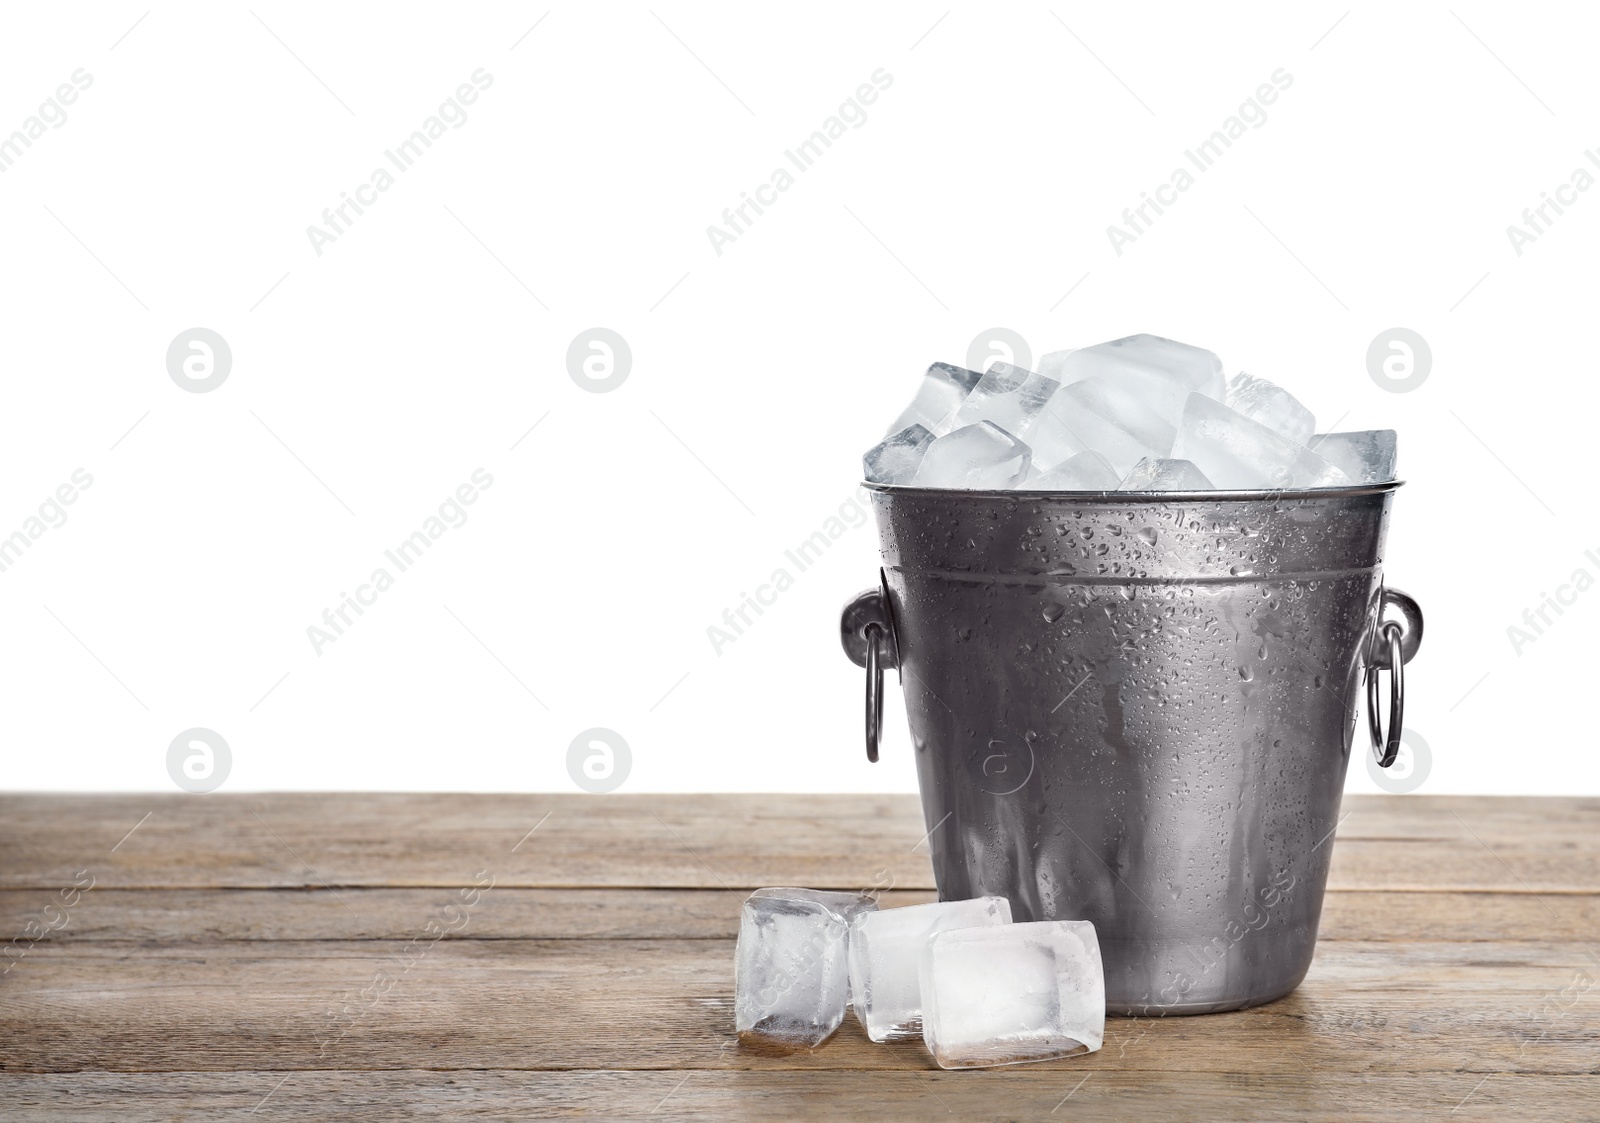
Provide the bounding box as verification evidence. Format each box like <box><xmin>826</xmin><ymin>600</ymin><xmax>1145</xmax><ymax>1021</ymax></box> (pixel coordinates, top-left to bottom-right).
<box><xmin>841</xmin><ymin>482</ymin><xmax>1422</xmax><ymax>1016</ymax></box>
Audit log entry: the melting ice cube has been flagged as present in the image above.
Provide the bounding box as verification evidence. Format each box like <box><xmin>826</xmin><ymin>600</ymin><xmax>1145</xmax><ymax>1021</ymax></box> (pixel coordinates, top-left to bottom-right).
<box><xmin>919</xmin><ymin>920</ymin><xmax>1105</xmax><ymax>1070</ymax></box>
<box><xmin>888</xmin><ymin>362</ymin><xmax>985</xmax><ymax>437</ymax></box>
<box><xmin>847</xmin><ymin>895</ymin><xmax>1012</xmax><ymax>1041</ymax></box>
<box><xmin>1020</xmin><ymin>450</ymin><xmax>1120</xmax><ymax>491</ymax></box>
<box><xmin>1308</xmin><ymin>429</ymin><xmax>1398</xmax><ymax>484</ymax></box>
<box><xmin>735</xmin><ymin>888</ymin><xmax>880</xmax><ymax>1049</ymax></box>
<box><xmin>1172</xmin><ymin>394</ymin><xmax>1348</xmax><ymax>489</ymax></box>
<box><xmin>913</xmin><ymin>422</ymin><xmax>1031</xmax><ymax>490</ymax></box>
<box><xmin>1040</xmin><ymin>335</ymin><xmax>1225</xmax><ymax>427</ymax></box>
<box><xmin>1118</xmin><ymin>457</ymin><xmax>1213</xmax><ymax>491</ymax></box>
<box><xmin>950</xmin><ymin>363</ymin><xmax>1060</xmax><ymax>439</ymax></box>
<box><xmin>1030</xmin><ymin>377</ymin><xmax>1175</xmax><ymax>476</ymax></box>
<box><xmin>1225</xmin><ymin>373</ymin><xmax>1315</xmax><ymax>446</ymax></box>
<box><xmin>863</xmin><ymin>424</ymin><xmax>935</xmax><ymax>485</ymax></box>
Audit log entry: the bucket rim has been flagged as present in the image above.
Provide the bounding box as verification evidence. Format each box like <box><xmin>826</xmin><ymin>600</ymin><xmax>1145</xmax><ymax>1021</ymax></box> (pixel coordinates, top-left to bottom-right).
<box><xmin>861</xmin><ymin>479</ymin><xmax>1404</xmax><ymax>502</ymax></box>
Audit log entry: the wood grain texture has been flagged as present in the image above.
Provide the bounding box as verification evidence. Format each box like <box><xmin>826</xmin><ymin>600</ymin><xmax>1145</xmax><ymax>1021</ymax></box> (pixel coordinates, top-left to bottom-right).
<box><xmin>4</xmin><ymin>793</ymin><xmax>1597</xmax><ymax>891</ymax></box>
<box><xmin>1</xmin><ymin>793</ymin><xmax>1597</xmax><ymax>1120</ymax></box>
<box><xmin>0</xmin><ymin>1071</ymin><xmax>1590</xmax><ymax>1123</ymax></box>
<box><xmin>3</xmin><ymin>888</ymin><xmax>1596</xmax><ymax>943</ymax></box>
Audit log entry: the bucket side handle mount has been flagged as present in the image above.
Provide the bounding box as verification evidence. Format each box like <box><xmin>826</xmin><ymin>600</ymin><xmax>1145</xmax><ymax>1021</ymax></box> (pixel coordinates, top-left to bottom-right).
<box><xmin>840</xmin><ymin>571</ymin><xmax>900</xmax><ymax>763</ymax></box>
<box><xmin>1367</xmin><ymin>586</ymin><xmax>1423</xmax><ymax>769</ymax></box>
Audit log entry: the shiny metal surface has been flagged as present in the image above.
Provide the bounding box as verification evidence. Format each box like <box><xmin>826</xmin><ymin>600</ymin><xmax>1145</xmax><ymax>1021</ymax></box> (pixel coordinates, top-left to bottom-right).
<box><xmin>843</xmin><ymin>482</ymin><xmax>1423</xmax><ymax>1015</ymax></box>
<box><xmin>1367</xmin><ymin>621</ymin><xmax>1405</xmax><ymax>767</ymax></box>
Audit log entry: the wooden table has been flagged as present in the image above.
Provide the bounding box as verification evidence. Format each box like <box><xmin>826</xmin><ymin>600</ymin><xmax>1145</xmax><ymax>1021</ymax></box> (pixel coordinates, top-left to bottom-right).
<box><xmin>1</xmin><ymin>794</ymin><xmax>1596</xmax><ymax>1120</ymax></box>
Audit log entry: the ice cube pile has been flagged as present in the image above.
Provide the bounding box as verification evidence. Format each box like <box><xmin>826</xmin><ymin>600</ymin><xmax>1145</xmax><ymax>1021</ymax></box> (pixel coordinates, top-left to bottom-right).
<box><xmin>734</xmin><ymin>887</ymin><xmax>1104</xmax><ymax>1069</ymax></box>
<box><xmin>864</xmin><ymin>334</ymin><xmax>1398</xmax><ymax>492</ymax></box>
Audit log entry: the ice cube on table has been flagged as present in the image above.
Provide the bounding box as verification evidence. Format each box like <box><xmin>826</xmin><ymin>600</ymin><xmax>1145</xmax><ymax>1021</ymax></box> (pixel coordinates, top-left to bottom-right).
<box><xmin>912</xmin><ymin>422</ymin><xmax>1031</xmax><ymax>490</ymax></box>
<box><xmin>888</xmin><ymin>362</ymin><xmax>985</xmax><ymax>437</ymax></box>
<box><xmin>950</xmin><ymin>363</ymin><xmax>1060</xmax><ymax>439</ymax></box>
<box><xmin>919</xmin><ymin>920</ymin><xmax>1105</xmax><ymax>1070</ymax></box>
<box><xmin>1173</xmin><ymin>394</ymin><xmax>1349</xmax><ymax>489</ymax></box>
<box><xmin>1308</xmin><ymin>429</ymin><xmax>1398</xmax><ymax>484</ymax></box>
<box><xmin>1042</xmin><ymin>335</ymin><xmax>1226</xmax><ymax>427</ymax></box>
<box><xmin>735</xmin><ymin>888</ymin><xmax>880</xmax><ymax>1049</ymax></box>
<box><xmin>1225</xmin><ymin>373</ymin><xmax>1316</xmax><ymax>446</ymax></box>
<box><xmin>863</xmin><ymin>424</ymin><xmax>934</xmax><ymax>485</ymax></box>
<box><xmin>1118</xmin><ymin>457</ymin><xmax>1213</xmax><ymax>491</ymax></box>
<box><xmin>1030</xmin><ymin>377</ymin><xmax>1176</xmax><ymax>476</ymax></box>
<box><xmin>847</xmin><ymin>895</ymin><xmax>1012</xmax><ymax>1041</ymax></box>
<box><xmin>1020</xmin><ymin>450</ymin><xmax>1120</xmax><ymax>491</ymax></box>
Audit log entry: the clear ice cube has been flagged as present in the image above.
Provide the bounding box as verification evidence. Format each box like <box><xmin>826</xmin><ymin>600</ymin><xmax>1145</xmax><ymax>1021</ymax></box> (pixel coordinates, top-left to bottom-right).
<box><xmin>1043</xmin><ymin>335</ymin><xmax>1226</xmax><ymax>427</ymax></box>
<box><xmin>1020</xmin><ymin>450</ymin><xmax>1120</xmax><ymax>491</ymax></box>
<box><xmin>735</xmin><ymin>888</ymin><xmax>880</xmax><ymax>1049</ymax></box>
<box><xmin>912</xmin><ymin>422</ymin><xmax>1031</xmax><ymax>490</ymax></box>
<box><xmin>847</xmin><ymin>895</ymin><xmax>1012</xmax><ymax>1042</ymax></box>
<box><xmin>1118</xmin><ymin>457</ymin><xmax>1213</xmax><ymax>491</ymax></box>
<box><xmin>1308</xmin><ymin>430</ymin><xmax>1398</xmax><ymax>484</ymax></box>
<box><xmin>1030</xmin><ymin>377</ymin><xmax>1175</xmax><ymax>476</ymax></box>
<box><xmin>919</xmin><ymin>920</ymin><xmax>1105</xmax><ymax>1070</ymax></box>
<box><xmin>863</xmin><ymin>424</ymin><xmax>934</xmax><ymax>485</ymax></box>
<box><xmin>1225</xmin><ymin>373</ymin><xmax>1316</xmax><ymax>446</ymax></box>
<box><xmin>888</xmin><ymin>362</ymin><xmax>985</xmax><ymax>437</ymax></box>
<box><xmin>1034</xmin><ymin>348</ymin><xmax>1076</xmax><ymax>382</ymax></box>
<box><xmin>950</xmin><ymin>363</ymin><xmax>1060</xmax><ymax>439</ymax></box>
<box><xmin>1172</xmin><ymin>394</ymin><xmax>1349</xmax><ymax>489</ymax></box>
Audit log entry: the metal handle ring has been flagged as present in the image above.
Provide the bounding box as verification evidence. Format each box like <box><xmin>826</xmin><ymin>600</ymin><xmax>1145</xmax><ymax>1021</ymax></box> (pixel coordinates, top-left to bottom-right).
<box><xmin>1366</xmin><ymin>621</ymin><xmax>1404</xmax><ymax>768</ymax></box>
<box><xmin>864</xmin><ymin>623</ymin><xmax>884</xmax><ymax>764</ymax></box>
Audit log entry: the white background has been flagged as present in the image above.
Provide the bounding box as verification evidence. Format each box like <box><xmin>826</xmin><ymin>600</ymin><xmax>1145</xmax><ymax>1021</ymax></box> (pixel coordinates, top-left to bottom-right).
<box><xmin>0</xmin><ymin>2</ymin><xmax>1594</xmax><ymax>795</ymax></box>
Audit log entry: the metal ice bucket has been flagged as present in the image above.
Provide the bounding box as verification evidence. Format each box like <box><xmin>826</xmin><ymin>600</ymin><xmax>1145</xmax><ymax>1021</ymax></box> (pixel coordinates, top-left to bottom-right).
<box><xmin>840</xmin><ymin>482</ymin><xmax>1422</xmax><ymax>1015</ymax></box>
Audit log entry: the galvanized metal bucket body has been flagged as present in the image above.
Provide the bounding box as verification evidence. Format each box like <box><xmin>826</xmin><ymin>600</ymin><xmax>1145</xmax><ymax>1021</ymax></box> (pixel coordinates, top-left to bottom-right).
<box><xmin>841</xmin><ymin>483</ymin><xmax>1421</xmax><ymax>1016</ymax></box>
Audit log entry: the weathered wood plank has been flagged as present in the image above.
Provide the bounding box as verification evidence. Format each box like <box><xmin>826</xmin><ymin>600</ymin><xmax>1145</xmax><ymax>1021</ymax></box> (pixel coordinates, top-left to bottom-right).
<box><xmin>3</xmin><ymin>938</ymin><xmax>1597</xmax><ymax>1075</ymax></box>
<box><xmin>3</xmin><ymin>794</ymin><xmax>1597</xmax><ymax>892</ymax></box>
<box><xmin>2</xmin><ymin>887</ymin><xmax>1596</xmax><ymax>944</ymax></box>
<box><xmin>0</xmin><ymin>1070</ymin><xmax>1593</xmax><ymax>1122</ymax></box>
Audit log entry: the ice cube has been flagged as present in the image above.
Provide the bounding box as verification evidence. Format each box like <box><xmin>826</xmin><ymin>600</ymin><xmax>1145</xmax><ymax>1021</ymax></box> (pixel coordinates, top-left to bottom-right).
<box><xmin>1034</xmin><ymin>348</ymin><xmax>1076</xmax><ymax>381</ymax></box>
<box><xmin>1172</xmin><ymin>394</ymin><xmax>1349</xmax><ymax>489</ymax></box>
<box><xmin>919</xmin><ymin>920</ymin><xmax>1105</xmax><ymax>1070</ymax></box>
<box><xmin>1118</xmin><ymin>457</ymin><xmax>1213</xmax><ymax>491</ymax></box>
<box><xmin>912</xmin><ymin>422</ymin><xmax>1031</xmax><ymax>490</ymax></box>
<box><xmin>735</xmin><ymin>888</ymin><xmax>880</xmax><ymax>1049</ymax></box>
<box><xmin>863</xmin><ymin>424</ymin><xmax>934</xmax><ymax>485</ymax></box>
<box><xmin>950</xmin><ymin>363</ymin><xmax>1060</xmax><ymax>439</ymax></box>
<box><xmin>888</xmin><ymin>362</ymin><xmax>985</xmax><ymax>437</ymax></box>
<box><xmin>1044</xmin><ymin>335</ymin><xmax>1226</xmax><ymax>427</ymax></box>
<box><xmin>1029</xmin><ymin>377</ymin><xmax>1175</xmax><ymax>476</ymax></box>
<box><xmin>1020</xmin><ymin>450</ymin><xmax>1120</xmax><ymax>491</ymax></box>
<box><xmin>1225</xmin><ymin>373</ymin><xmax>1316</xmax><ymax>446</ymax></box>
<box><xmin>1308</xmin><ymin>429</ymin><xmax>1398</xmax><ymax>484</ymax></box>
<box><xmin>847</xmin><ymin>895</ymin><xmax>1012</xmax><ymax>1041</ymax></box>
